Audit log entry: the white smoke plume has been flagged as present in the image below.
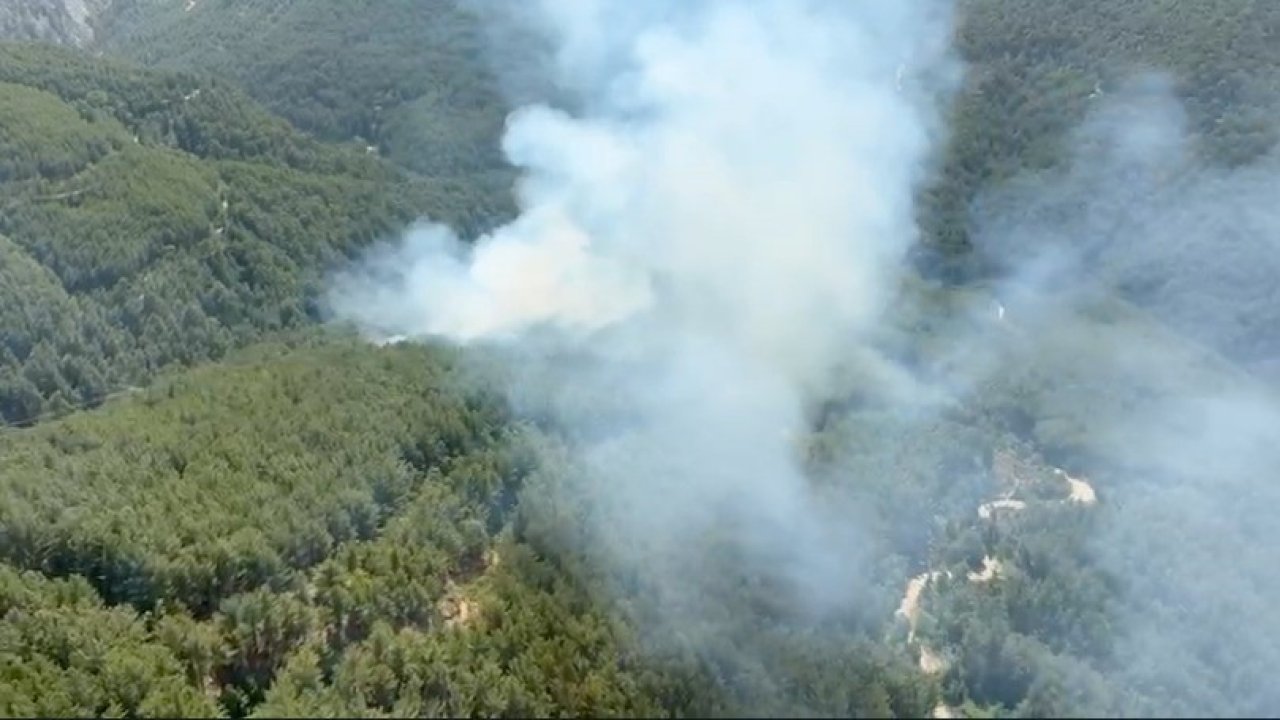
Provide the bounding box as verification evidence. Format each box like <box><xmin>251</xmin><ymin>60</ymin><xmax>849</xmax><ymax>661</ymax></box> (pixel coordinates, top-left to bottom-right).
<box><xmin>331</xmin><ymin>0</ymin><xmax>960</xmax><ymax>672</ymax></box>
<box><xmin>335</xmin><ymin>0</ymin><xmax>958</xmax><ymax>358</ymax></box>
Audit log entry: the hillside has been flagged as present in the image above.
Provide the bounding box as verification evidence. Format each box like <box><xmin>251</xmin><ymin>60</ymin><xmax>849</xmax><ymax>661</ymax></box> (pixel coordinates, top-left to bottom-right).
<box><xmin>0</xmin><ymin>336</ymin><xmax>937</xmax><ymax>718</ymax></box>
<box><xmin>926</xmin><ymin>0</ymin><xmax>1280</xmax><ymax>272</ymax></box>
<box><xmin>1</xmin><ymin>283</ymin><xmax>1272</xmax><ymax>717</ymax></box>
<box><xmin>2</xmin><ymin>1</ymin><xmax>1279</xmax><ymax>718</ymax></box>
<box><xmin>98</xmin><ymin>0</ymin><xmax>513</xmax><ymax>188</ymax></box>
<box><xmin>13</xmin><ymin>0</ymin><xmax>1280</xmax><ymax>270</ymax></box>
<box><xmin>0</xmin><ymin>42</ymin><xmax>507</xmax><ymax>426</ymax></box>
<box><xmin>0</xmin><ymin>0</ymin><xmax>113</xmax><ymax>47</ymax></box>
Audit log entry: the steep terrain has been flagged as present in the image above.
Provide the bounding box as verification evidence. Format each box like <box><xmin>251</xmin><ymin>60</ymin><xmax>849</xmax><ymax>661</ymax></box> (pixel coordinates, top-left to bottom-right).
<box><xmin>98</xmin><ymin>0</ymin><xmax>513</xmax><ymax>188</ymax></box>
<box><xmin>0</xmin><ymin>42</ymin><xmax>505</xmax><ymax>426</ymax></box>
<box><xmin>1</xmin><ymin>1</ymin><xmax>1280</xmax><ymax>718</ymax></box>
<box><xmin>0</xmin><ymin>0</ymin><xmax>114</xmax><ymax>47</ymax></box>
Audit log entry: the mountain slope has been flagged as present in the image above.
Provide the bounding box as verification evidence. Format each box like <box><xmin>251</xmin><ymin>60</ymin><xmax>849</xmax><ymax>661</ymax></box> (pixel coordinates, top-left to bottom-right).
<box><xmin>0</xmin><ymin>335</ymin><xmax>937</xmax><ymax>718</ymax></box>
<box><xmin>1</xmin><ymin>2</ymin><xmax>1279</xmax><ymax>718</ymax></box>
<box><xmin>0</xmin><ymin>0</ymin><xmax>113</xmax><ymax>47</ymax></box>
<box><xmin>0</xmin><ymin>42</ymin><xmax>506</xmax><ymax>426</ymax></box>
<box><xmin>99</xmin><ymin>0</ymin><xmax>513</xmax><ymax>186</ymax></box>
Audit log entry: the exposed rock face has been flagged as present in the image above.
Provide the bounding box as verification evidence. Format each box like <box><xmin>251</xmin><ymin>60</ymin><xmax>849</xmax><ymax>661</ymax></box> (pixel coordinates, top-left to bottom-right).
<box><xmin>1055</xmin><ymin>467</ymin><xmax>1098</xmax><ymax>505</ymax></box>
<box><xmin>0</xmin><ymin>0</ymin><xmax>115</xmax><ymax>47</ymax></box>
<box><xmin>967</xmin><ymin>555</ymin><xmax>1005</xmax><ymax>584</ymax></box>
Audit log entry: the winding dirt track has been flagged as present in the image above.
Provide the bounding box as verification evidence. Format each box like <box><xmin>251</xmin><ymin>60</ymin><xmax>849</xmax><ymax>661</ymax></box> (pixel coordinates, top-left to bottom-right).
<box><xmin>895</xmin><ymin>570</ymin><xmax>949</xmax><ymax>644</ymax></box>
<box><xmin>977</xmin><ymin>498</ymin><xmax>1026</xmax><ymax>519</ymax></box>
<box><xmin>899</xmin><ymin>457</ymin><xmax>1098</xmax><ymax>716</ymax></box>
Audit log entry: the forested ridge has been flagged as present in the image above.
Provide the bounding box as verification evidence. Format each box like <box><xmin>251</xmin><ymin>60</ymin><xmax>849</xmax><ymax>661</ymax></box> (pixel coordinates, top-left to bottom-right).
<box><xmin>2</xmin><ymin>0</ymin><xmax>1279</xmax><ymax>717</ymax></box>
<box><xmin>99</xmin><ymin>0</ymin><xmax>514</xmax><ymax>186</ymax></box>
<box><xmin>0</xmin><ymin>42</ymin><xmax>507</xmax><ymax>426</ymax></box>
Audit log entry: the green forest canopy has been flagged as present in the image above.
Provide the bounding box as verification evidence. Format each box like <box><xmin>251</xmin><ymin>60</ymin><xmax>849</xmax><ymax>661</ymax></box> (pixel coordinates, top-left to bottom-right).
<box><xmin>0</xmin><ymin>42</ymin><xmax>508</xmax><ymax>426</ymax></box>
<box><xmin>2</xmin><ymin>0</ymin><xmax>1280</xmax><ymax>717</ymax></box>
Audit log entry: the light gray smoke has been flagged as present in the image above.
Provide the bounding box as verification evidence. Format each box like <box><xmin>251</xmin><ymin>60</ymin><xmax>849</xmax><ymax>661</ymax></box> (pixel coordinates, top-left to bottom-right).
<box><xmin>330</xmin><ymin>0</ymin><xmax>961</xmax><ymax>653</ymax></box>
<box><xmin>971</xmin><ymin>73</ymin><xmax>1280</xmax><ymax>717</ymax></box>
<box><xmin>331</xmin><ymin>4</ymin><xmax>1280</xmax><ymax>714</ymax></box>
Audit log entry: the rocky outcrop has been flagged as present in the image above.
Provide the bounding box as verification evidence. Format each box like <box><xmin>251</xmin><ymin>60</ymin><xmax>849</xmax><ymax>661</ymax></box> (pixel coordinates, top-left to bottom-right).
<box><xmin>0</xmin><ymin>0</ymin><xmax>115</xmax><ymax>47</ymax></box>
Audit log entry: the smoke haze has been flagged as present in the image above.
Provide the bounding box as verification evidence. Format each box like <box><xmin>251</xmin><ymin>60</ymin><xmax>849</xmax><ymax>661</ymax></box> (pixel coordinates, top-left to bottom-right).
<box><xmin>330</xmin><ymin>1</ymin><xmax>1280</xmax><ymax>715</ymax></box>
<box><xmin>330</xmin><ymin>0</ymin><xmax>961</xmax><ymax>681</ymax></box>
<box><xmin>970</xmin><ymin>73</ymin><xmax>1280</xmax><ymax>717</ymax></box>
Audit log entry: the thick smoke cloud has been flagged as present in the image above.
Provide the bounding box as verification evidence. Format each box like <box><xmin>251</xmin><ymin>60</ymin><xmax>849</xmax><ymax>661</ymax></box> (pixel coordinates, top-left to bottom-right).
<box><xmin>331</xmin><ymin>0</ymin><xmax>960</xmax><ymax>654</ymax></box>
<box><xmin>971</xmin><ymin>74</ymin><xmax>1280</xmax><ymax>717</ymax></box>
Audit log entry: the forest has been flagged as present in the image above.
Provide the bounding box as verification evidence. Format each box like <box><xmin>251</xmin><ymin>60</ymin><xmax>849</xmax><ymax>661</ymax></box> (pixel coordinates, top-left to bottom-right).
<box><xmin>2</xmin><ymin>0</ymin><xmax>1279</xmax><ymax>717</ymax></box>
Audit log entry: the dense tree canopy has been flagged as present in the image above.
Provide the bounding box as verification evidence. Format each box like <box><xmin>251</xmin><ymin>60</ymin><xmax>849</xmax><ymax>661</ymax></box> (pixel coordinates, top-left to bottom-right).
<box><xmin>922</xmin><ymin>0</ymin><xmax>1280</xmax><ymax>267</ymax></box>
<box><xmin>0</xmin><ymin>42</ymin><xmax>507</xmax><ymax>427</ymax></box>
<box><xmin>100</xmin><ymin>0</ymin><xmax>512</xmax><ymax>185</ymax></box>
<box><xmin>2</xmin><ymin>1</ymin><xmax>1279</xmax><ymax>717</ymax></box>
